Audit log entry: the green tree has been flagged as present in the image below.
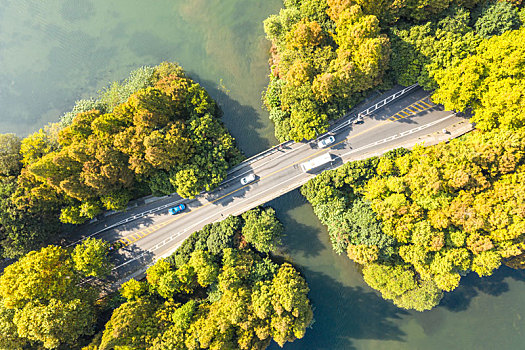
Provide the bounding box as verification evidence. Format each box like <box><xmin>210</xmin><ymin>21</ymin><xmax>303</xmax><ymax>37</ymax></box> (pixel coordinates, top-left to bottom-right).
<box><xmin>72</xmin><ymin>237</ymin><xmax>112</xmax><ymax>278</ymax></box>
<box><xmin>120</xmin><ymin>279</ymin><xmax>149</xmax><ymax>301</ymax></box>
<box><xmin>474</xmin><ymin>1</ymin><xmax>521</xmax><ymax>38</ymax></box>
<box><xmin>0</xmin><ymin>302</ymin><xmax>28</xmax><ymax>349</ymax></box>
<box><xmin>263</xmin><ymin>0</ymin><xmax>390</xmax><ymax>141</ymax></box>
<box><xmin>99</xmin><ymin>299</ymin><xmax>159</xmax><ymax>350</ymax></box>
<box><xmin>0</xmin><ymin>133</ymin><xmax>22</xmax><ymax>177</ymax></box>
<box><xmin>242</xmin><ymin>207</ymin><xmax>283</xmax><ymax>253</ymax></box>
<box><xmin>188</xmin><ymin>250</ymin><xmax>219</xmax><ymax>287</ymax></box>
<box><xmin>14</xmin><ymin>299</ymin><xmax>95</xmax><ymax>349</ymax></box>
<box><xmin>0</xmin><ymin>245</ymin><xmax>98</xmax><ymax>348</ymax></box>
<box><xmin>433</xmin><ymin>28</ymin><xmax>525</xmax><ymax>131</ymax></box>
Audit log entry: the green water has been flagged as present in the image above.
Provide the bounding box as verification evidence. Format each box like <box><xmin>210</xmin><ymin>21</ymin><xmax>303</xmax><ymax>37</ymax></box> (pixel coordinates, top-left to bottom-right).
<box><xmin>0</xmin><ymin>0</ymin><xmax>279</xmax><ymax>156</ymax></box>
<box><xmin>268</xmin><ymin>190</ymin><xmax>525</xmax><ymax>350</ymax></box>
<box><xmin>1</xmin><ymin>1</ymin><xmax>525</xmax><ymax>349</ymax></box>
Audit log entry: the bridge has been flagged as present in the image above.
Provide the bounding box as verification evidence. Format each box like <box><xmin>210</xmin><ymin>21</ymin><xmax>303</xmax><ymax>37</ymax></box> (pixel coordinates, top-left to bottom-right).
<box><xmin>73</xmin><ymin>85</ymin><xmax>473</xmax><ymax>288</ymax></box>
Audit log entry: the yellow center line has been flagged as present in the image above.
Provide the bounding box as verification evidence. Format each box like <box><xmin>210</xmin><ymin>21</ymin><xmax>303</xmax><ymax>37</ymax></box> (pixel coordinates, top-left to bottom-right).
<box><xmin>115</xmin><ymin>96</ymin><xmax>432</xmax><ymax>247</ymax></box>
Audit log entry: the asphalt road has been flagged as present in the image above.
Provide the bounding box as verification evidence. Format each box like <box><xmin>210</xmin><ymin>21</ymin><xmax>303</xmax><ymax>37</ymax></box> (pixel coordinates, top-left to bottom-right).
<box><xmin>72</xmin><ymin>86</ymin><xmax>470</xmax><ymax>285</ymax></box>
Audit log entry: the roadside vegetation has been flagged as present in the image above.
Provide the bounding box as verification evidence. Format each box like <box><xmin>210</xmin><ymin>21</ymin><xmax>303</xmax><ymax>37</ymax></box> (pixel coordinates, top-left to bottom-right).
<box><xmin>0</xmin><ymin>62</ymin><xmax>243</xmax><ymax>259</ymax></box>
<box><xmin>262</xmin><ymin>0</ymin><xmax>524</xmax><ymax>142</ymax></box>
<box><xmin>93</xmin><ymin>207</ymin><xmax>312</xmax><ymax>350</ymax></box>
<box><xmin>0</xmin><ymin>208</ymin><xmax>312</xmax><ymax>349</ymax></box>
<box><xmin>0</xmin><ymin>238</ymin><xmax>111</xmax><ymax>349</ymax></box>
<box><xmin>0</xmin><ymin>2</ymin><xmax>523</xmax><ymax>349</ymax></box>
<box><xmin>301</xmin><ymin>5</ymin><xmax>525</xmax><ymax>311</ymax></box>
<box><xmin>263</xmin><ymin>0</ymin><xmax>391</xmax><ymax>141</ymax></box>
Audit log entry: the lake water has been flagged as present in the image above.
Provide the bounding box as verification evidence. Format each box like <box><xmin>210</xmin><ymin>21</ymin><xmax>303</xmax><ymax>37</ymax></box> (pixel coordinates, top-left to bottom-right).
<box><xmin>1</xmin><ymin>1</ymin><xmax>524</xmax><ymax>349</ymax></box>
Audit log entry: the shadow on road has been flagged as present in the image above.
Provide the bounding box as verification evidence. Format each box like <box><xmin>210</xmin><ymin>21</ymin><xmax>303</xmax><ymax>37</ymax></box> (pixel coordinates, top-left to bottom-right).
<box><xmin>206</xmin><ymin>165</ymin><xmax>256</xmax><ymax>207</ymax></box>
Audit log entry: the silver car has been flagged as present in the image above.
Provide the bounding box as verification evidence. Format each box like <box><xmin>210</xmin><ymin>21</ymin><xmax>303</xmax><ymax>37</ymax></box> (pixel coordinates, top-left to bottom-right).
<box><xmin>240</xmin><ymin>173</ymin><xmax>256</xmax><ymax>185</ymax></box>
<box><xmin>317</xmin><ymin>135</ymin><xmax>335</xmax><ymax>148</ymax></box>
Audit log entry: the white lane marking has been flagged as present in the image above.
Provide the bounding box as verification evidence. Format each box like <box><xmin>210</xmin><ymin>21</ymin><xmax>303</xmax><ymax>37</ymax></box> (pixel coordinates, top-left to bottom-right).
<box><xmin>176</xmin><ymin>172</ymin><xmax>306</xmax><ymax>236</ymax></box>
<box><xmin>84</xmin><ymin>90</ymin><xmax>426</xmax><ymax>245</ymax></box>
<box><xmin>114</xmin><ymin>113</ymin><xmax>458</xmax><ymax>267</ymax></box>
<box><xmin>112</xmin><ymin>172</ymin><xmax>307</xmax><ymax>270</ymax></box>
<box><xmin>67</xmin><ymin>199</ymin><xmax>186</xmax><ymax>246</ymax></box>
<box><xmin>341</xmin><ymin>114</ymin><xmax>456</xmax><ymax>157</ymax></box>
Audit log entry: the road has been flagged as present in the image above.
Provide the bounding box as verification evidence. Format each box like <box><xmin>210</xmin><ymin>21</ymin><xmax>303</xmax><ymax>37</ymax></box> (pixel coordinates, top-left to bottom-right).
<box><xmin>73</xmin><ymin>86</ymin><xmax>472</xmax><ymax>287</ymax></box>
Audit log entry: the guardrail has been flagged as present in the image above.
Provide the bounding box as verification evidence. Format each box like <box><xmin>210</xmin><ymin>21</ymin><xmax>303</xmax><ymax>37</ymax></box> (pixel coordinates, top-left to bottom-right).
<box><xmin>331</xmin><ymin>84</ymin><xmax>418</xmax><ymax>133</ymax></box>
<box><xmin>79</xmin><ymin>83</ymin><xmax>420</xmax><ymax>243</ymax></box>
<box><xmin>226</xmin><ymin>139</ymin><xmax>294</xmax><ymax>174</ymax></box>
<box><xmin>228</xmin><ymin>84</ymin><xmax>419</xmax><ymax>171</ymax></box>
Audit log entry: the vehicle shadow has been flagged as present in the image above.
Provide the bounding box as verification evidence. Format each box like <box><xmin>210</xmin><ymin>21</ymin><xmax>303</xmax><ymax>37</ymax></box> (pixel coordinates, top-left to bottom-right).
<box><xmin>206</xmin><ymin>165</ymin><xmax>256</xmax><ymax>207</ymax></box>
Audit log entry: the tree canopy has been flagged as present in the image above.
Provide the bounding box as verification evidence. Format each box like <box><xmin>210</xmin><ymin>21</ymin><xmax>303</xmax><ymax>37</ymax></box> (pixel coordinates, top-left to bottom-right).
<box><xmin>433</xmin><ymin>28</ymin><xmax>525</xmax><ymax>131</ymax></box>
<box><xmin>0</xmin><ymin>62</ymin><xmax>243</xmax><ymax>258</ymax></box>
<box><xmin>303</xmin><ymin>124</ymin><xmax>525</xmax><ymax>310</ymax></box>
<box><xmin>95</xmin><ymin>208</ymin><xmax>313</xmax><ymax>350</ymax></box>
<box><xmin>263</xmin><ymin>0</ymin><xmax>391</xmax><ymax>141</ymax></box>
<box><xmin>0</xmin><ymin>244</ymin><xmax>104</xmax><ymax>348</ymax></box>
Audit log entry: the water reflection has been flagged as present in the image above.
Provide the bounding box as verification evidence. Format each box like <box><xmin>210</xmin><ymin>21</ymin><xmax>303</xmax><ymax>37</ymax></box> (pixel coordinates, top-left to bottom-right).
<box><xmin>442</xmin><ymin>266</ymin><xmax>525</xmax><ymax>313</ymax></box>
<box><xmin>0</xmin><ymin>0</ymin><xmax>279</xmax><ymax>155</ymax></box>
<box><xmin>267</xmin><ymin>190</ymin><xmax>525</xmax><ymax>350</ymax></box>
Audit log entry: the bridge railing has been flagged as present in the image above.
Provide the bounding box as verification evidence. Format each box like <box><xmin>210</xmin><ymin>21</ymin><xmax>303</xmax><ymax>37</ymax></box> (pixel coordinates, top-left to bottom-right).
<box><xmin>228</xmin><ymin>84</ymin><xmax>419</xmax><ymax>172</ymax></box>
<box><xmin>77</xmin><ymin>83</ymin><xmax>420</xmax><ymax>243</ymax></box>
<box><xmin>330</xmin><ymin>84</ymin><xmax>419</xmax><ymax>133</ymax></box>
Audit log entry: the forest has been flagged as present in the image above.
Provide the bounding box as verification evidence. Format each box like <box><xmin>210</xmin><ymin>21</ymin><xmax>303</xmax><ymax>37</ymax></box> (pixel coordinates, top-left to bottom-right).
<box><xmin>0</xmin><ymin>0</ymin><xmax>524</xmax><ymax>348</ymax></box>
<box><xmin>302</xmin><ymin>13</ymin><xmax>525</xmax><ymax>309</ymax></box>
<box><xmin>0</xmin><ymin>207</ymin><xmax>312</xmax><ymax>349</ymax></box>
<box><xmin>263</xmin><ymin>0</ymin><xmax>524</xmax><ymax>141</ymax></box>
<box><xmin>0</xmin><ymin>62</ymin><xmax>243</xmax><ymax>259</ymax></box>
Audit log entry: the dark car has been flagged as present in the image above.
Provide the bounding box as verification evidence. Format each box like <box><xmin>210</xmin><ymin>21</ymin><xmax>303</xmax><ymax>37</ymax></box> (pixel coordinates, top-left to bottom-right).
<box><xmin>169</xmin><ymin>203</ymin><xmax>186</xmax><ymax>215</ymax></box>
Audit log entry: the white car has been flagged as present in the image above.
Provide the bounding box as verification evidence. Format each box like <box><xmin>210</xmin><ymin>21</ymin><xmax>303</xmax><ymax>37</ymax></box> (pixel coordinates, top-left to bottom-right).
<box><xmin>240</xmin><ymin>173</ymin><xmax>256</xmax><ymax>185</ymax></box>
<box><xmin>317</xmin><ymin>135</ymin><xmax>335</xmax><ymax>148</ymax></box>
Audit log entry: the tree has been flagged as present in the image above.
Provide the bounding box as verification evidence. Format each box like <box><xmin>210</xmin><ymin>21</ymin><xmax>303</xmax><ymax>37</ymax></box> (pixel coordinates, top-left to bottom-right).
<box><xmin>253</xmin><ymin>263</ymin><xmax>314</xmax><ymax>346</ymax></box>
<box><xmin>14</xmin><ymin>299</ymin><xmax>95</xmax><ymax>349</ymax></box>
<box><xmin>0</xmin><ymin>245</ymin><xmax>98</xmax><ymax>348</ymax></box>
<box><xmin>263</xmin><ymin>0</ymin><xmax>390</xmax><ymax>141</ymax></box>
<box><xmin>99</xmin><ymin>299</ymin><xmax>159</xmax><ymax>350</ymax></box>
<box><xmin>188</xmin><ymin>250</ymin><xmax>219</xmax><ymax>287</ymax></box>
<box><xmin>242</xmin><ymin>207</ymin><xmax>283</xmax><ymax>253</ymax></box>
<box><xmin>98</xmin><ymin>209</ymin><xmax>311</xmax><ymax>349</ymax></box>
<box><xmin>0</xmin><ymin>134</ymin><xmax>22</xmax><ymax>177</ymax></box>
<box><xmin>206</xmin><ymin>215</ymin><xmax>241</xmax><ymax>254</ymax></box>
<box><xmin>474</xmin><ymin>1</ymin><xmax>521</xmax><ymax>38</ymax></box>
<box><xmin>72</xmin><ymin>237</ymin><xmax>112</xmax><ymax>278</ymax></box>
<box><xmin>433</xmin><ymin>28</ymin><xmax>525</xmax><ymax>131</ymax></box>
<box><xmin>0</xmin><ymin>302</ymin><xmax>28</xmax><ymax>349</ymax></box>
<box><xmin>0</xmin><ymin>246</ymin><xmax>79</xmax><ymax>308</ymax></box>
<box><xmin>7</xmin><ymin>61</ymin><xmax>242</xmax><ymax>231</ymax></box>
<box><xmin>393</xmin><ymin>280</ymin><xmax>443</xmax><ymax>311</ymax></box>
<box><xmin>120</xmin><ymin>279</ymin><xmax>149</xmax><ymax>301</ymax></box>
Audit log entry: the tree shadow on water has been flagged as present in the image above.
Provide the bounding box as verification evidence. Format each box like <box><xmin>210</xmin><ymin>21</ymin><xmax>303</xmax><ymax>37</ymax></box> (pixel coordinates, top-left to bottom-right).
<box><xmin>266</xmin><ymin>190</ymin><xmax>326</xmax><ymax>258</ymax></box>
<box><xmin>269</xmin><ymin>268</ymin><xmax>408</xmax><ymax>350</ymax></box>
<box><xmin>188</xmin><ymin>72</ymin><xmax>276</xmax><ymax>157</ymax></box>
<box><xmin>441</xmin><ymin>266</ymin><xmax>525</xmax><ymax>313</ymax></box>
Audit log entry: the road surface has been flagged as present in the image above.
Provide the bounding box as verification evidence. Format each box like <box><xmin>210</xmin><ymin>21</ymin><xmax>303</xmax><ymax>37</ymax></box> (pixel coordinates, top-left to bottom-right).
<box><xmin>71</xmin><ymin>86</ymin><xmax>472</xmax><ymax>287</ymax></box>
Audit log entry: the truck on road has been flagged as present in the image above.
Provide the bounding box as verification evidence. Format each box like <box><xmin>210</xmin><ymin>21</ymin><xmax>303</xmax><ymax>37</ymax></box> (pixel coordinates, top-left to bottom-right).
<box><xmin>300</xmin><ymin>153</ymin><xmax>333</xmax><ymax>173</ymax></box>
